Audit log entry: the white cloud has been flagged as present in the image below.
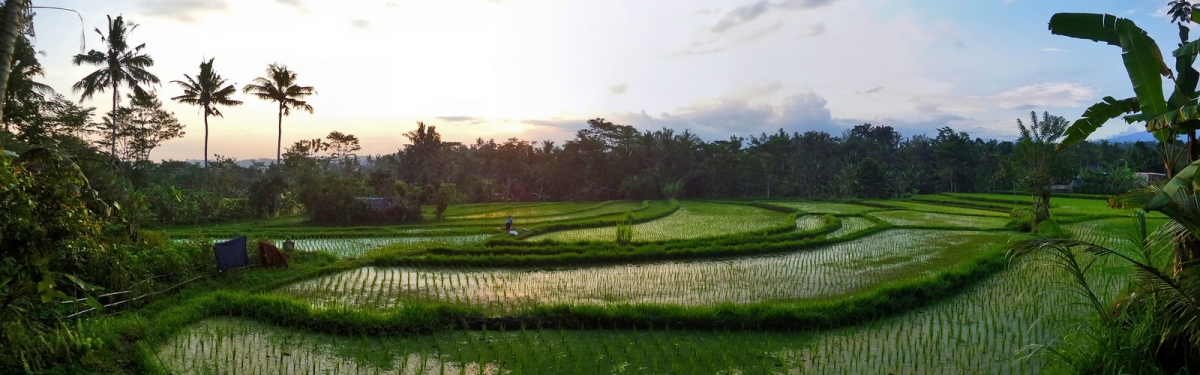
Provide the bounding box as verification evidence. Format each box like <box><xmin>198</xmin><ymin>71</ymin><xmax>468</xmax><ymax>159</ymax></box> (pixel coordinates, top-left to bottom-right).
<box><xmin>710</xmin><ymin>0</ymin><xmax>839</xmax><ymax>33</ymax></box>
<box><xmin>711</xmin><ymin>0</ymin><xmax>771</xmax><ymax>33</ymax></box>
<box><xmin>351</xmin><ymin>19</ymin><xmax>369</xmax><ymax>29</ymax></box>
<box><xmin>1040</xmin><ymin>47</ymin><xmax>1068</xmax><ymax>52</ymax></box>
<box><xmin>993</xmin><ymin>82</ymin><xmax>1094</xmax><ymax>109</ymax></box>
<box><xmin>139</xmin><ymin>0</ymin><xmax>229</xmax><ymax>22</ymax></box>
<box><xmin>740</xmin><ymin>21</ymin><xmax>784</xmax><ymax>42</ymax></box>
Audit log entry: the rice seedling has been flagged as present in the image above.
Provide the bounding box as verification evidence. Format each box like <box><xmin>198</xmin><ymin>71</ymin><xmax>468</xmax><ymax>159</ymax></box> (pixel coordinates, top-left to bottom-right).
<box><xmin>827</xmin><ymin>216</ymin><xmax>877</xmax><ymax>238</ymax></box>
<box><xmin>275</xmin><ymin>230</ymin><xmax>1010</xmax><ymax>311</ymax></box>
<box><xmin>795</xmin><ymin>215</ymin><xmax>828</xmax><ymax>231</ymax></box>
<box><xmin>159</xmin><ymin>241</ymin><xmax>1125</xmax><ymax>375</ymax></box>
<box><xmin>528</xmin><ymin>201</ymin><xmax>790</xmax><ymax>242</ymax></box>
<box><xmin>765</xmin><ymin>201</ymin><xmax>880</xmax><ymax>214</ymax></box>
<box><xmin>867</xmin><ymin>200</ymin><xmax>1010</xmax><ymax>217</ymax></box>
<box><xmin>149</xmin><ymin>204</ymin><xmax>1158</xmax><ymax>374</ymax></box>
<box><xmin>869</xmin><ymin>210</ymin><xmax>1011</xmax><ymax>229</ymax></box>
<box><xmin>441</xmin><ymin>201</ymin><xmax>603</xmax><ymax>219</ymax></box>
<box><xmin>269</xmin><ymin>235</ymin><xmax>491</xmax><ymax>258</ymax></box>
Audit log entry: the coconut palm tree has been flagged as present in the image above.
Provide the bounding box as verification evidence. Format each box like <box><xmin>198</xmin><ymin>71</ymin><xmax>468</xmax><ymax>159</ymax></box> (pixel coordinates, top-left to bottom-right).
<box><xmin>171</xmin><ymin>58</ymin><xmax>241</xmax><ymax>168</ymax></box>
<box><xmin>242</xmin><ymin>63</ymin><xmax>315</xmax><ymax>164</ymax></box>
<box><xmin>1011</xmin><ymin>164</ymin><xmax>1200</xmax><ymax>371</ymax></box>
<box><xmin>71</xmin><ymin>15</ymin><xmax>159</xmax><ymax>159</ymax></box>
<box><xmin>0</xmin><ymin>0</ymin><xmax>30</xmax><ymax>124</ymax></box>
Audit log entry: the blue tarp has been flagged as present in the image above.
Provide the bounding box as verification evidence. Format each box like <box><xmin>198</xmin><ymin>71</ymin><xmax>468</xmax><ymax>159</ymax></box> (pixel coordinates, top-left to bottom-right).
<box><xmin>214</xmin><ymin>235</ymin><xmax>248</xmax><ymax>272</ymax></box>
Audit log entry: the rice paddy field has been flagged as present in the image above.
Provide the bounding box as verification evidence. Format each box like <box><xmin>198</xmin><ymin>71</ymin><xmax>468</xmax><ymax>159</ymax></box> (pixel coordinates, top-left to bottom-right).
<box><xmin>276</xmin><ymin>230</ymin><xmax>1010</xmax><ymax>310</ymax></box>
<box><xmin>526</xmin><ymin>201</ymin><xmax>791</xmax><ymax>242</ymax></box>
<box><xmin>868</xmin><ymin>210</ymin><xmax>1012</xmax><ymax>229</ymax></box>
<box><xmin>147</xmin><ymin>195</ymin><xmax>1160</xmax><ymax>374</ymax></box>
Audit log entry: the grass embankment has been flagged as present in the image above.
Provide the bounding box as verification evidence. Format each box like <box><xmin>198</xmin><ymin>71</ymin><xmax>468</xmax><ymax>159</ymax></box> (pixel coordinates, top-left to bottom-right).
<box><xmin>152</xmin><ymin>217</ymin><xmax>1159</xmax><ymax>375</ymax></box>
<box><xmin>373</xmin><ymin>215</ymin><xmax>860</xmax><ymax>267</ymax></box>
<box><xmin>69</xmin><ymin>197</ymin><xmax>1096</xmax><ymax>374</ymax></box>
<box><xmin>278</xmin><ymin>231</ymin><xmax>1014</xmax><ymax>310</ymax></box>
<box><xmin>156</xmin><ymin>200</ymin><xmax>650</xmax><ymax>240</ymax></box>
<box><xmin>525</xmin><ymin>201</ymin><xmax>792</xmax><ymax>243</ymax></box>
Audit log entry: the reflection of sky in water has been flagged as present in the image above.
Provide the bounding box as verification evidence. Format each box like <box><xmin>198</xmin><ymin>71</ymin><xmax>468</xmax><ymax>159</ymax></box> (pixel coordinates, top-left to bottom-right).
<box><xmin>279</xmin><ymin>230</ymin><xmax>1009</xmax><ymax>310</ymax></box>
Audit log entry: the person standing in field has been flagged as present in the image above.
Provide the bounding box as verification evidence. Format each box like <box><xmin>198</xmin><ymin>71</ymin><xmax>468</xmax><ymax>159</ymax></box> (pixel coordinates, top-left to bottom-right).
<box><xmin>505</xmin><ymin>215</ymin><xmax>513</xmax><ymax>231</ymax></box>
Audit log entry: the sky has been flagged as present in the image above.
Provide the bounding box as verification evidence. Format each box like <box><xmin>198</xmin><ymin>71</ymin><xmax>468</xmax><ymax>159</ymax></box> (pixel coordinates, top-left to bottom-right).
<box><xmin>24</xmin><ymin>0</ymin><xmax>1188</xmax><ymax>161</ymax></box>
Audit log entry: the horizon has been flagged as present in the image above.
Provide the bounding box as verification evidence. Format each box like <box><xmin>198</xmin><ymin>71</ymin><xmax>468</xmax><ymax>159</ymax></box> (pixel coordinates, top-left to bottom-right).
<box><xmin>29</xmin><ymin>0</ymin><xmax>1176</xmax><ymax>161</ymax></box>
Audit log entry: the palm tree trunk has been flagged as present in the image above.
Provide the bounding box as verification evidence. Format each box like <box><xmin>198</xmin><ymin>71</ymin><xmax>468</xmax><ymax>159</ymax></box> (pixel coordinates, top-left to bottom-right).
<box><xmin>276</xmin><ymin>104</ymin><xmax>283</xmax><ymax>164</ymax></box>
<box><xmin>203</xmin><ymin>113</ymin><xmax>209</xmax><ymax>168</ymax></box>
<box><xmin>0</xmin><ymin>0</ymin><xmax>26</xmax><ymax>124</ymax></box>
<box><xmin>1191</xmin><ymin>130</ymin><xmax>1197</xmax><ymax>164</ymax></box>
<box><xmin>111</xmin><ymin>87</ymin><xmax>119</xmax><ymax>159</ymax></box>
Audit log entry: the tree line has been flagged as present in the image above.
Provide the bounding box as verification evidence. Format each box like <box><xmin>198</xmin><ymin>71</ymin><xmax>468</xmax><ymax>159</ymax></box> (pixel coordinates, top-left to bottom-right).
<box><xmin>0</xmin><ymin>12</ymin><xmax>1168</xmax><ymax>226</ymax></box>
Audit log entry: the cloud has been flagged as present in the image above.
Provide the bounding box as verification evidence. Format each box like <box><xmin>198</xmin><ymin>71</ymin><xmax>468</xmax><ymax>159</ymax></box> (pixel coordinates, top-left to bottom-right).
<box><xmin>138</xmin><ymin>0</ymin><xmax>229</xmax><ymax>22</ymax></box>
<box><xmin>351</xmin><ymin>19</ymin><xmax>369</xmax><ymax>29</ymax></box>
<box><xmin>740</xmin><ymin>21</ymin><xmax>784</xmax><ymax>42</ymax></box>
<box><xmin>912</xmin><ymin>82</ymin><xmax>1094</xmax><ymax>116</ymax></box>
<box><xmin>385</xmin><ymin>2</ymin><xmax>397</xmax><ymax>7</ymax></box>
<box><xmin>993</xmin><ymin>82</ymin><xmax>1094</xmax><ymax>109</ymax></box>
<box><xmin>609</xmin><ymin>83</ymin><xmax>629</xmax><ymax>95</ymax></box>
<box><xmin>521</xmin><ymin>118</ymin><xmax>591</xmax><ymax>133</ymax></box>
<box><xmin>855</xmin><ymin>86</ymin><xmax>883</xmax><ymax>94</ymax></box>
<box><xmin>802</xmin><ymin>23</ymin><xmax>825</xmax><ymax>37</ymax></box>
<box><xmin>711</xmin><ymin>0</ymin><xmax>838</xmax><ymax>33</ymax></box>
<box><xmin>436</xmin><ymin>116</ymin><xmax>479</xmax><ymax>122</ymax></box>
<box><xmin>609</xmin><ymin>90</ymin><xmax>836</xmax><ymax>140</ymax></box>
<box><xmin>277</xmin><ymin>0</ymin><xmax>305</xmax><ymax>10</ymax></box>
<box><xmin>1040</xmin><ymin>47</ymin><xmax>1068</xmax><ymax>52</ymax></box>
<box><xmin>777</xmin><ymin>0</ymin><xmax>839</xmax><ymax>10</ymax></box>
<box><xmin>667</xmin><ymin>46</ymin><xmax>726</xmax><ymax>57</ymax></box>
<box><xmin>711</xmin><ymin>0</ymin><xmax>771</xmax><ymax>33</ymax></box>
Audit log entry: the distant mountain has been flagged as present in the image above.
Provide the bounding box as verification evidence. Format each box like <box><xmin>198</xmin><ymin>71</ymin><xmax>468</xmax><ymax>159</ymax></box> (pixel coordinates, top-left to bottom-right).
<box><xmin>169</xmin><ymin>156</ymin><xmax>377</xmax><ymax>168</ymax></box>
<box><xmin>1107</xmin><ymin>131</ymin><xmax>1184</xmax><ymax>144</ymax></box>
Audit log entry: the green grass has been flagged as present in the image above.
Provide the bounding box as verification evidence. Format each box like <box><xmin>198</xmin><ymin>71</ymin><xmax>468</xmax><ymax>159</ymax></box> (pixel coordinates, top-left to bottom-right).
<box><xmin>57</xmin><ymin>197</ymin><xmax>1178</xmax><ymax>374</ymax></box>
<box><xmin>528</xmin><ymin>201</ymin><xmax>791</xmax><ymax>242</ymax></box>
<box><xmin>828</xmin><ymin>216</ymin><xmax>878</xmax><ymax>238</ymax></box>
<box><xmin>275</xmin><ymin>230</ymin><xmax>1010</xmax><ymax>311</ymax></box>
<box><xmin>866</xmin><ymin>200</ymin><xmax>1010</xmax><ymax>216</ymax></box>
<box><xmin>868</xmin><ymin>210</ymin><xmax>1012</xmax><ymax>229</ymax></box>
<box><xmin>764</xmin><ymin>201</ymin><xmax>881</xmax><ymax>214</ymax></box>
<box><xmin>151</xmin><ymin>217</ymin><xmax>1154</xmax><ymax>375</ymax></box>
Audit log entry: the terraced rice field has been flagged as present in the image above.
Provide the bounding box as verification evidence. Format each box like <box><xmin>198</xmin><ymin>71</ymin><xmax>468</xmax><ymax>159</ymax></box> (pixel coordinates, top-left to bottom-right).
<box><xmin>528</xmin><ymin>201</ymin><xmax>790</xmax><ymax>242</ymax></box>
<box><xmin>767</xmin><ymin>201</ymin><xmax>880</xmax><ymax>214</ymax></box>
<box><xmin>276</xmin><ymin>230</ymin><xmax>1009</xmax><ymax>310</ymax></box>
<box><xmin>828</xmin><ymin>216</ymin><xmax>878</xmax><ymax>237</ymax></box>
<box><xmin>152</xmin><ymin>197</ymin><xmax>1158</xmax><ymax>374</ymax></box>
<box><xmin>443</xmin><ymin>201</ymin><xmax>649</xmax><ymax>226</ymax></box>
<box><xmin>795</xmin><ymin>215</ymin><xmax>828</xmax><ymax>231</ymax></box>
<box><xmin>869</xmin><ymin>210</ymin><xmax>1012</xmax><ymax>229</ymax></box>
<box><xmin>442</xmin><ymin>202</ymin><xmax>604</xmax><ymax>219</ymax></box>
<box><xmin>288</xmin><ymin>235</ymin><xmax>491</xmax><ymax>258</ymax></box>
<box><xmin>867</xmin><ymin>200</ymin><xmax>1009</xmax><ymax>217</ymax></box>
<box><xmin>160</xmin><ymin>241</ymin><xmax>1128</xmax><ymax>375</ymax></box>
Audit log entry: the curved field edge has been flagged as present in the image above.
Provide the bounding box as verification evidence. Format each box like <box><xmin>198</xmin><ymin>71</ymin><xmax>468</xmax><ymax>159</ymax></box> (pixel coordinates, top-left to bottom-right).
<box><xmin>158</xmin><ymin>200</ymin><xmax>657</xmax><ymax>240</ymax></box>
<box><xmin>126</xmin><ymin>242</ymin><xmax>1013</xmax><ymax>374</ymax></box>
<box><xmin>370</xmin><ymin>216</ymin><xmax>894</xmax><ymax>268</ymax></box>
<box><xmin>519</xmin><ymin>201</ymin><xmax>801</xmax><ymax>244</ymax></box>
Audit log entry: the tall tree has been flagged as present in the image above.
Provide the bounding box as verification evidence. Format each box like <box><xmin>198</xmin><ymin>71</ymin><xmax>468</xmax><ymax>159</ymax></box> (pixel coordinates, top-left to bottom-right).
<box><xmin>0</xmin><ymin>0</ymin><xmax>29</xmax><ymax>124</ymax></box>
<box><xmin>122</xmin><ymin>91</ymin><xmax>184</xmax><ymax>162</ymax></box>
<box><xmin>171</xmin><ymin>58</ymin><xmax>240</xmax><ymax>167</ymax></box>
<box><xmin>1170</xmin><ymin>0</ymin><xmax>1194</xmax><ymax>24</ymax></box>
<box><xmin>242</xmin><ymin>63</ymin><xmax>315</xmax><ymax>164</ymax></box>
<box><xmin>403</xmin><ymin>122</ymin><xmax>444</xmax><ymax>188</ymax></box>
<box><xmin>71</xmin><ymin>15</ymin><xmax>159</xmax><ymax>159</ymax></box>
<box><xmin>1009</xmin><ymin>111</ymin><xmax>1070</xmax><ymax>228</ymax></box>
